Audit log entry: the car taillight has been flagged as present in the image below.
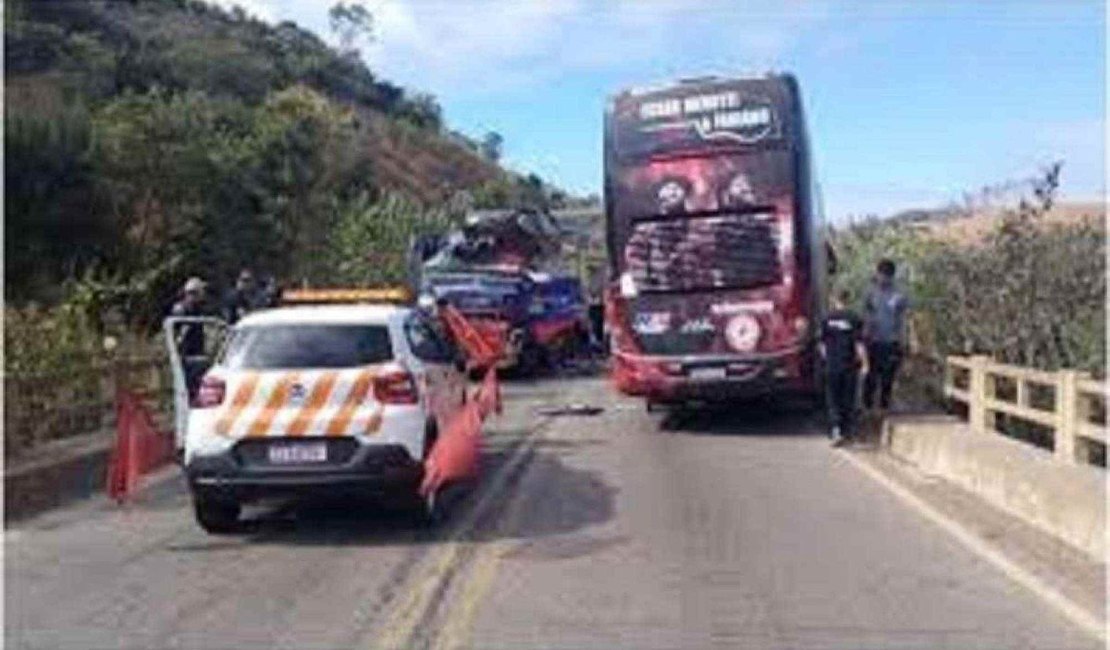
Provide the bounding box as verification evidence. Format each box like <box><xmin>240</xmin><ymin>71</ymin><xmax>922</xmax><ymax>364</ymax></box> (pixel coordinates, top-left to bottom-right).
<box><xmin>374</xmin><ymin>369</ymin><xmax>419</xmax><ymax>405</ymax></box>
<box><xmin>192</xmin><ymin>376</ymin><xmax>226</xmax><ymax>408</ymax></box>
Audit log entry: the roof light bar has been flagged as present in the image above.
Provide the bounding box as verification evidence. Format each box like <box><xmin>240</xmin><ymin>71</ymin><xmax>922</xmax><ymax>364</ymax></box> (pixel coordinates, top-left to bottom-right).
<box><xmin>280</xmin><ymin>287</ymin><xmax>413</xmax><ymax>305</ymax></box>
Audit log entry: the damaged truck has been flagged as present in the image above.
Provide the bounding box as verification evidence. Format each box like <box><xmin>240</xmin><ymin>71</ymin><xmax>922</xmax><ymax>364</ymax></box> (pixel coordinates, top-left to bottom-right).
<box><xmin>410</xmin><ymin>208</ymin><xmax>590</xmax><ymax>376</ymax></box>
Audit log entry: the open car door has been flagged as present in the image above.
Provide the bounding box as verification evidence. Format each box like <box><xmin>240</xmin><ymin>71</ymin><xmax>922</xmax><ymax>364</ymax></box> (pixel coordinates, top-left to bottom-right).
<box><xmin>162</xmin><ymin>316</ymin><xmax>228</xmax><ymax>457</ymax></box>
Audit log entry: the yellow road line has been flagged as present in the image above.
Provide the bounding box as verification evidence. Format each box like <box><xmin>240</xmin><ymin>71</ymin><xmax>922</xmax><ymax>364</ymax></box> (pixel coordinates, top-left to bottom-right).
<box><xmin>428</xmin><ymin>457</ymin><xmax>536</xmax><ymax>650</ymax></box>
<box><xmin>371</xmin><ymin>418</ymin><xmax>552</xmax><ymax>650</ymax></box>
<box><xmin>430</xmin><ymin>539</ymin><xmax>508</xmax><ymax>650</ymax></box>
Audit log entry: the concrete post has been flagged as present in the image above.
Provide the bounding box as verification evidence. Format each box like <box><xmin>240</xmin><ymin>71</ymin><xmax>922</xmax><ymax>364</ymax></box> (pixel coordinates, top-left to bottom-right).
<box><xmin>1055</xmin><ymin>370</ymin><xmax>1079</xmax><ymax>464</ymax></box>
<box><xmin>1016</xmin><ymin>378</ymin><xmax>1028</xmax><ymax>408</ymax></box>
<box><xmin>968</xmin><ymin>355</ymin><xmax>990</xmax><ymax>434</ymax></box>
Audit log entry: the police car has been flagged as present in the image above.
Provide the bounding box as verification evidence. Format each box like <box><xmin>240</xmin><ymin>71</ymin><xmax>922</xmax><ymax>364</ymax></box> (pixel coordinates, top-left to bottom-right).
<box><xmin>182</xmin><ymin>289</ymin><xmax>468</xmax><ymax>533</ymax></box>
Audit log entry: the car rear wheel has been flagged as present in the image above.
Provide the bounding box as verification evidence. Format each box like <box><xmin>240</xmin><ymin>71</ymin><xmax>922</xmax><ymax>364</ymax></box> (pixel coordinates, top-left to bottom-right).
<box><xmin>193</xmin><ymin>496</ymin><xmax>241</xmax><ymax>534</ymax></box>
<box><xmin>422</xmin><ymin>421</ymin><xmax>439</xmax><ymax>460</ymax></box>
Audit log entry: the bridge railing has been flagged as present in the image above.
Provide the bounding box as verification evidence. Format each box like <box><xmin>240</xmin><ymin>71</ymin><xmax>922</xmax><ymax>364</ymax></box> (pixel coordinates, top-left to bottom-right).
<box><xmin>943</xmin><ymin>355</ymin><xmax>1107</xmax><ymax>466</ymax></box>
<box><xmin>4</xmin><ymin>352</ymin><xmax>172</xmax><ymax>461</ymax></box>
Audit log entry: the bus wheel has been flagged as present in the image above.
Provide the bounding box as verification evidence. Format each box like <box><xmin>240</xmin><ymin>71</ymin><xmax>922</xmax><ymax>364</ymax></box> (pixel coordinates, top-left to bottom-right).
<box><xmin>794</xmin><ymin>390</ymin><xmax>826</xmax><ymax>418</ymax></box>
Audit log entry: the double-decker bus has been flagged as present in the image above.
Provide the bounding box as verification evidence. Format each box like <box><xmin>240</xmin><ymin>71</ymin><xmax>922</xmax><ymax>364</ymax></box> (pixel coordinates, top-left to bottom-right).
<box><xmin>603</xmin><ymin>73</ymin><xmax>830</xmax><ymax>407</ymax></box>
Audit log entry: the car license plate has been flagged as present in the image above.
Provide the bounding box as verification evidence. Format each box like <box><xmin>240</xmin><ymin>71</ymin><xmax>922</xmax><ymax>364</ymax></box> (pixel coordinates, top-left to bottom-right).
<box><xmin>268</xmin><ymin>442</ymin><xmax>327</xmax><ymax>464</ymax></box>
<box><xmin>689</xmin><ymin>367</ymin><xmax>726</xmax><ymax>380</ymax></box>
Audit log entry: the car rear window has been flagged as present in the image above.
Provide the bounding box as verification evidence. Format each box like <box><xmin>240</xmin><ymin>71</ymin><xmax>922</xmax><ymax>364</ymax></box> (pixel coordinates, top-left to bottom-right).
<box><xmin>221</xmin><ymin>325</ymin><xmax>393</xmax><ymax>370</ymax></box>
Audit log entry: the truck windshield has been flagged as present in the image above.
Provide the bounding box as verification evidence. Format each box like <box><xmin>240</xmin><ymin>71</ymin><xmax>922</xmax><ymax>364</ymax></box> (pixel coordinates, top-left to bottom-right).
<box><xmin>220</xmin><ymin>325</ymin><xmax>393</xmax><ymax>370</ymax></box>
<box><xmin>625</xmin><ymin>212</ymin><xmax>782</xmax><ymax>292</ymax></box>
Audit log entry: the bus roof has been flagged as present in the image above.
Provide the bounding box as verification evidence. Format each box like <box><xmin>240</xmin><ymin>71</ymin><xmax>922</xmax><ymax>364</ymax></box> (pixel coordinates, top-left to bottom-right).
<box><xmin>605</xmin><ymin>74</ymin><xmax>801</xmax><ymax>161</ymax></box>
<box><xmin>607</xmin><ymin>72</ymin><xmax>794</xmax><ymax>104</ymax></box>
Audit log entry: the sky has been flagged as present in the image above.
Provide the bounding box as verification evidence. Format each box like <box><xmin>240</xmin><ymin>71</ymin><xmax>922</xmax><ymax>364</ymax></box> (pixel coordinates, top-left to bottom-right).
<box><xmin>217</xmin><ymin>0</ymin><xmax>1105</xmax><ymax>221</ymax></box>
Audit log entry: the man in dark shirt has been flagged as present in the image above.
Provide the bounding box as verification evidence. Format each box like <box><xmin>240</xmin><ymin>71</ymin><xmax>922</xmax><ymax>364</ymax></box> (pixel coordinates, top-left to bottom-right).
<box><xmin>223</xmin><ymin>269</ymin><xmax>263</xmax><ymax>325</ymax></box>
<box><xmin>820</xmin><ymin>289</ymin><xmax>869</xmax><ymax>446</ymax></box>
<box><xmin>170</xmin><ymin>277</ymin><xmax>209</xmax><ymax>398</ymax></box>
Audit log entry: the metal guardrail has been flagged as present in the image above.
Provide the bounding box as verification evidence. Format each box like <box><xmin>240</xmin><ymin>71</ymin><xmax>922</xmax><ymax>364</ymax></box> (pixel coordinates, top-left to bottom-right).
<box><xmin>944</xmin><ymin>355</ymin><xmax>1107</xmax><ymax>466</ymax></box>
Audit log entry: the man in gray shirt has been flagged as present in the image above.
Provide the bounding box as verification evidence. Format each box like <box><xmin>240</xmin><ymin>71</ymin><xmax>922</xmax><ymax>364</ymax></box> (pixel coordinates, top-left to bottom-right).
<box><xmin>863</xmin><ymin>258</ymin><xmax>909</xmax><ymax>411</ymax></box>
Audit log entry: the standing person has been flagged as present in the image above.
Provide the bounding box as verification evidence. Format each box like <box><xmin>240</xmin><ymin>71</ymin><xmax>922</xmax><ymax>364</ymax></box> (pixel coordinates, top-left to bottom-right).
<box><xmin>820</xmin><ymin>289</ymin><xmax>868</xmax><ymax>446</ymax></box>
<box><xmin>863</xmin><ymin>258</ymin><xmax>910</xmax><ymax>413</ymax></box>
<box><xmin>223</xmin><ymin>269</ymin><xmax>261</xmax><ymax>325</ymax></box>
<box><xmin>170</xmin><ymin>277</ymin><xmax>209</xmax><ymax>398</ymax></box>
<box><xmin>259</xmin><ymin>275</ymin><xmax>281</xmax><ymax>308</ymax></box>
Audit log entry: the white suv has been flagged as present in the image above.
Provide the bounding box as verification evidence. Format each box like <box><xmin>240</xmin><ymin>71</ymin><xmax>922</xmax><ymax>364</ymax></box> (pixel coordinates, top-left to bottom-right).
<box><xmin>183</xmin><ymin>303</ymin><xmax>467</xmax><ymax>533</ymax></box>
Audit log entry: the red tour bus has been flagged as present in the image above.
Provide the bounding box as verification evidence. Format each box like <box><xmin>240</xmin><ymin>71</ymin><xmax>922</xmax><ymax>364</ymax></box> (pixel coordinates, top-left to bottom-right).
<box><xmin>603</xmin><ymin>73</ymin><xmax>831</xmax><ymax>407</ymax></box>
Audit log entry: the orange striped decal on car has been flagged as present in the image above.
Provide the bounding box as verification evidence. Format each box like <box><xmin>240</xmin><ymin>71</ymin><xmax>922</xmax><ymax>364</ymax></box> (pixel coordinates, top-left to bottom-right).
<box><xmin>325</xmin><ymin>370</ymin><xmax>375</xmax><ymax>436</ymax></box>
<box><xmin>214</xmin><ymin>372</ymin><xmax>260</xmax><ymax>437</ymax></box>
<box><xmin>363</xmin><ymin>405</ymin><xmax>384</xmax><ymax>435</ymax></box>
<box><xmin>246</xmin><ymin>373</ymin><xmax>300</xmax><ymax>438</ymax></box>
<box><xmin>285</xmin><ymin>372</ymin><xmax>338</xmax><ymax>436</ymax></box>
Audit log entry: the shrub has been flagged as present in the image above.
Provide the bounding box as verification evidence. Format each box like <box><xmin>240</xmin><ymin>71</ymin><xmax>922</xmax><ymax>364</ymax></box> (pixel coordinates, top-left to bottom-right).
<box><xmin>833</xmin><ymin>165</ymin><xmax>1105</xmax><ymax>377</ymax></box>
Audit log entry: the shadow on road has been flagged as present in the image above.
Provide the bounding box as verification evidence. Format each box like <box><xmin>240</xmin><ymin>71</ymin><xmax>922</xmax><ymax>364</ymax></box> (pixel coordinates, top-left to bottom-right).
<box><xmin>167</xmin><ymin>438</ymin><xmax>616</xmax><ymax>553</ymax></box>
<box><xmin>467</xmin><ymin>449</ymin><xmax>616</xmax><ymax>549</ymax></box>
<box><xmin>658</xmin><ymin>397</ymin><xmax>825</xmax><ymax>437</ymax></box>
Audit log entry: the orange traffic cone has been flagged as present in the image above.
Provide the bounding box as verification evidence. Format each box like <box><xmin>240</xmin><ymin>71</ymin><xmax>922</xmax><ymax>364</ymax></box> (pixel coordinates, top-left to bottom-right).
<box><xmin>475</xmin><ymin>367</ymin><xmax>502</xmax><ymax>418</ymax></box>
<box><xmin>107</xmin><ymin>390</ymin><xmax>174</xmax><ymax>503</ymax></box>
<box><xmin>420</xmin><ymin>401</ymin><xmax>482</xmax><ymax>497</ymax></box>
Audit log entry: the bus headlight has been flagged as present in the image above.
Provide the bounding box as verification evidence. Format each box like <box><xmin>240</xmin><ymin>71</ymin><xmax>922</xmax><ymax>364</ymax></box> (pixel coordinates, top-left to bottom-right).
<box><xmin>793</xmin><ymin>316</ymin><xmax>809</xmax><ymax>339</ymax></box>
<box><xmin>619</xmin><ymin>272</ymin><xmax>639</xmax><ymax>298</ymax></box>
<box><xmin>725</xmin><ymin>314</ymin><xmax>760</xmax><ymax>352</ymax></box>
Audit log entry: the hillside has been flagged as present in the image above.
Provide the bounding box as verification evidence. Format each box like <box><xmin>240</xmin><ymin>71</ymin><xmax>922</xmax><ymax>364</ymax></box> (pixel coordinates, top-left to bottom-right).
<box><xmin>4</xmin><ymin>0</ymin><xmax>554</xmax><ymax>307</ymax></box>
<box><xmin>5</xmin><ymin>0</ymin><xmax>511</xmax><ymax>200</ymax></box>
<box><xmin>918</xmin><ymin>201</ymin><xmax>1104</xmax><ymax>245</ymax></box>
<box><xmin>366</xmin><ymin>114</ymin><xmax>503</xmax><ymax>204</ymax></box>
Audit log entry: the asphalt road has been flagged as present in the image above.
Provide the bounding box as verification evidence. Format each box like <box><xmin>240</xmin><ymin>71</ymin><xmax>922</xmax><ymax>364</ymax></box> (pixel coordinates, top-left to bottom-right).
<box><xmin>5</xmin><ymin>376</ymin><xmax>1098</xmax><ymax>650</ymax></box>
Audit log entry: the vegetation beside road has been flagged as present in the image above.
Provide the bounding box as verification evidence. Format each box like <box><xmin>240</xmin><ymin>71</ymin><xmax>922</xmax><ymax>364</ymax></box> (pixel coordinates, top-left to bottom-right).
<box><xmin>6</xmin><ymin>0</ymin><xmax>566</xmax><ymax>315</ymax></box>
<box><xmin>4</xmin><ymin>0</ymin><xmax>577</xmax><ymax>456</ymax></box>
<box><xmin>832</xmin><ymin>164</ymin><xmax>1105</xmax><ymax>409</ymax></box>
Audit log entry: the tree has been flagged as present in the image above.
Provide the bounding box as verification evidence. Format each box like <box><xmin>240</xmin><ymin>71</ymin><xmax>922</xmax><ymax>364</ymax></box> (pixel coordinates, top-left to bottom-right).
<box><xmin>401</xmin><ymin>92</ymin><xmax>442</xmax><ymax>130</ymax></box>
<box><xmin>480</xmin><ymin>131</ymin><xmax>503</xmax><ymax>162</ymax></box>
<box><xmin>328</xmin><ymin>2</ymin><xmax>374</xmax><ymax>59</ymax></box>
<box><xmin>329</xmin><ymin>191</ymin><xmax>455</xmax><ymax>285</ymax></box>
<box><xmin>517</xmin><ymin>173</ymin><xmax>548</xmax><ymax>209</ymax></box>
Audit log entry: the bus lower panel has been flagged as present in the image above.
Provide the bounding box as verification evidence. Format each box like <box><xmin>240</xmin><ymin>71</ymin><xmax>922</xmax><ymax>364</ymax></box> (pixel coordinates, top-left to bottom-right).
<box><xmin>611</xmin><ymin>350</ymin><xmax>816</xmax><ymax>403</ymax></box>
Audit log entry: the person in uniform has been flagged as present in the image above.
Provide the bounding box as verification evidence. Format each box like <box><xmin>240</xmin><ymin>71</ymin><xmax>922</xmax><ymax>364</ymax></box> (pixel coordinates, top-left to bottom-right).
<box><xmin>820</xmin><ymin>289</ymin><xmax>869</xmax><ymax>446</ymax></box>
<box><xmin>170</xmin><ymin>277</ymin><xmax>209</xmax><ymax>398</ymax></box>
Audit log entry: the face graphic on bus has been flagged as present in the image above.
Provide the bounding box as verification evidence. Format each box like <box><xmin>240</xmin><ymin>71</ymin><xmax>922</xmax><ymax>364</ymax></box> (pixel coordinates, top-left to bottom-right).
<box><xmin>655</xmin><ymin>178</ymin><xmax>691</xmax><ymax>214</ymax></box>
<box><xmin>617</xmin><ymin>155</ymin><xmax>785</xmax><ymax>218</ymax></box>
<box><xmin>721</xmin><ymin>173</ymin><xmax>756</xmax><ymax>208</ymax></box>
